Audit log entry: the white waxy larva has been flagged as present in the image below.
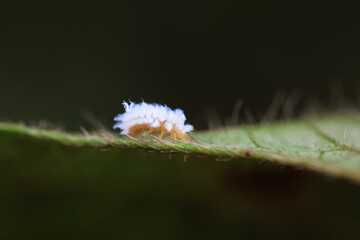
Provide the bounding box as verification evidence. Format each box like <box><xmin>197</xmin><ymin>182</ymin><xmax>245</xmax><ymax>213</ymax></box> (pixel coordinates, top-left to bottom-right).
<box><xmin>113</xmin><ymin>101</ymin><xmax>194</xmax><ymax>142</ymax></box>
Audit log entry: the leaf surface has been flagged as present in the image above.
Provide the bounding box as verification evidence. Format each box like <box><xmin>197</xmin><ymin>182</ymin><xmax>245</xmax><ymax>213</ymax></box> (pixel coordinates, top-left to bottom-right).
<box><xmin>1</xmin><ymin>112</ymin><xmax>359</xmax><ymax>183</ymax></box>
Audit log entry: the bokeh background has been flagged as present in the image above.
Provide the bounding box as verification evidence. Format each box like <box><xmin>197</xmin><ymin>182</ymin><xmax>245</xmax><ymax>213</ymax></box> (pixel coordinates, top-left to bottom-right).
<box><xmin>1</xmin><ymin>2</ymin><xmax>360</xmax><ymax>239</ymax></box>
<box><xmin>1</xmin><ymin>1</ymin><xmax>359</xmax><ymax>130</ymax></box>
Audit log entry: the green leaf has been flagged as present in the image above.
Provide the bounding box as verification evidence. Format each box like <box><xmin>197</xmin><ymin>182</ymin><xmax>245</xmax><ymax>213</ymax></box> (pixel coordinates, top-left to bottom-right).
<box><xmin>0</xmin><ymin>112</ymin><xmax>359</xmax><ymax>183</ymax></box>
<box><xmin>2</xmin><ymin>113</ymin><xmax>360</xmax><ymax>238</ymax></box>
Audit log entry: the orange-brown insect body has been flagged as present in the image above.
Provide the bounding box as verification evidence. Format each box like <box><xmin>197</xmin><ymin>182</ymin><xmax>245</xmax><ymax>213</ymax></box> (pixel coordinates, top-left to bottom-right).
<box><xmin>129</xmin><ymin>122</ymin><xmax>190</xmax><ymax>142</ymax></box>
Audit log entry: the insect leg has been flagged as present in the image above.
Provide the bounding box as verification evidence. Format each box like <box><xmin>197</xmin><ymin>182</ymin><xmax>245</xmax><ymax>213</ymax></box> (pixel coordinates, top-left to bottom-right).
<box><xmin>142</xmin><ymin>128</ymin><xmax>156</xmax><ymax>143</ymax></box>
<box><xmin>158</xmin><ymin>131</ymin><xmax>166</xmax><ymax>143</ymax></box>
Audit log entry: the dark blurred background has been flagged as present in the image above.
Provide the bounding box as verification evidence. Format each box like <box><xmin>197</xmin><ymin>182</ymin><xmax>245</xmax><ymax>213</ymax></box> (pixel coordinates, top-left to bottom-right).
<box><xmin>1</xmin><ymin>1</ymin><xmax>360</xmax><ymax>130</ymax></box>
<box><xmin>2</xmin><ymin>2</ymin><xmax>360</xmax><ymax>239</ymax></box>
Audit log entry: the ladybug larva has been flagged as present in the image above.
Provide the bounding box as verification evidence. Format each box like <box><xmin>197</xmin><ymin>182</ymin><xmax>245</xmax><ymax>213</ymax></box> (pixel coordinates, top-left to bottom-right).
<box><xmin>114</xmin><ymin>101</ymin><xmax>194</xmax><ymax>142</ymax></box>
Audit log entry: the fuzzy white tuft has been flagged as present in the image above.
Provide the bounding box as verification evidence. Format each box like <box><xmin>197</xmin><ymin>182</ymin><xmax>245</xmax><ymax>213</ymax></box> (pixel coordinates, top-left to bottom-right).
<box><xmin>113</xmin><ymin>101</ymin><xmax>194</xmax><ymax>135</ymax></box>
